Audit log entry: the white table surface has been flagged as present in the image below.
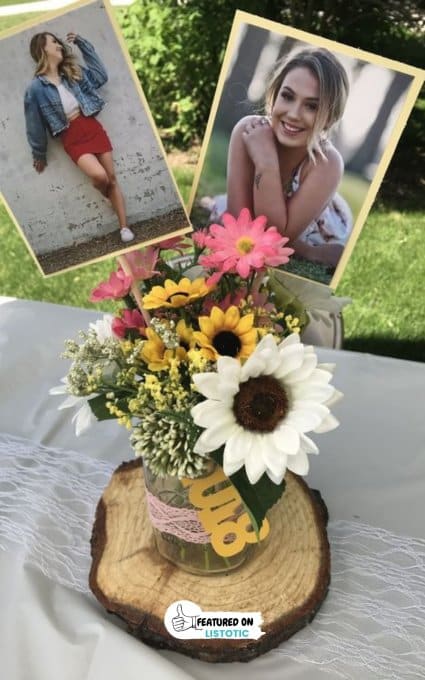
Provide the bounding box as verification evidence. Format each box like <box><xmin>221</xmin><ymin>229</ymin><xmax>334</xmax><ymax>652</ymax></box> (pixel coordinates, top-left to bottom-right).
<box><xmin>1</xmin><ymin>296</ymin><xmax>424</xmax><ymax>679</ymax></box>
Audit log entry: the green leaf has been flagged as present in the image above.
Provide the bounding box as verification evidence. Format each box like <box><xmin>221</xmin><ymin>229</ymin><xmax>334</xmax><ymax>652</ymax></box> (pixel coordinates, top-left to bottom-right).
<box><xmin>210</xmin><ymin>448</ymin><xmax>286</xmax><ymax>535</ymax></box>
<box><xmin>88</xmin><ymin>394</ymin><xmax>128</xmax><ymax>421</ymax></box>
<box><xmin>230</xmin><ymin>468</ymin><xmax>286</xmax><ymax>536</ymax></box>
<box><xmin>88</xmin><ymin>394</ymin><xmax>115</xmax><ymax>420</ymax></box>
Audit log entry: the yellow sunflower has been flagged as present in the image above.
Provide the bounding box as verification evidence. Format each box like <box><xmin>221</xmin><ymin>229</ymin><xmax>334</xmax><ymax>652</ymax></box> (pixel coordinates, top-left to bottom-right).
<box><xmin>140</xmin><ymin>321</ymin><xmax>194</xmax><ymax>371</ymax></box>
<box><xmin>194</xmin><ymin>306</ymin><xmax>258</xmax><ymax>361</ymax></box>
<box><xmin>142</xmin><ymin>278</ymin><xmax>210</xmax><ymax>309</ymax></box>
<box><xmin>175</xmin><ymin>319</ymin><xmax>196</xmax><ymax>350</ymax></box>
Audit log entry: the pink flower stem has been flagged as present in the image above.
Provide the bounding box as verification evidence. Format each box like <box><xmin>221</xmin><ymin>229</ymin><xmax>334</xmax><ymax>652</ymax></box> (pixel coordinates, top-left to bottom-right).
<box><xmin>117</xmin><ymin>255</ymin><xmax>151</xmax><ymax>327</ymax></box>
<box><xmin>246</xmin><ymin>271</ymin><xmax>256</xmax><ymax>295</ymax></box>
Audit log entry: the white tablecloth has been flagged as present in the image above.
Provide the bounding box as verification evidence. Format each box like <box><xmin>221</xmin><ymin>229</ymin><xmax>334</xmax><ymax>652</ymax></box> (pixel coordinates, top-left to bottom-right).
<box><xmin>0</xmin><ymin>296</ymin><xmax>424</xmax><ymax>679</ymax></box>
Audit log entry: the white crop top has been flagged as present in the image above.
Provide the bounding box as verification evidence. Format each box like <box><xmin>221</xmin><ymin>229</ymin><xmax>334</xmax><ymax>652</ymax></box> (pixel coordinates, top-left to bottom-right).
<box><xmin>57</xmin><ymin>82</ymin><xmax>80</xmax><ymax>118</ymax></box>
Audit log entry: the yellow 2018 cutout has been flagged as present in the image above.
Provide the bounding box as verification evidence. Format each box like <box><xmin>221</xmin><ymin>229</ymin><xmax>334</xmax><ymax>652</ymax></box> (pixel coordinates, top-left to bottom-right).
<box><xmin>182</xmin><ymin>467</ymin><xmax>269</xmax><ymax>557</ymax></box>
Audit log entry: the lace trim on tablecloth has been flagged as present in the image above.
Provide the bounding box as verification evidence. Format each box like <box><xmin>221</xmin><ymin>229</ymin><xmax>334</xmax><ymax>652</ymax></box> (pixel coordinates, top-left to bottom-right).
<box><xmin>0</xmin><ymin>432</ymin><xmax>114</xmax><ymax>592</ymax></box>
<box><xmin>1</xmin><ymin>432</ymin><xmax>424</xmax><ymax>679</ymax></box>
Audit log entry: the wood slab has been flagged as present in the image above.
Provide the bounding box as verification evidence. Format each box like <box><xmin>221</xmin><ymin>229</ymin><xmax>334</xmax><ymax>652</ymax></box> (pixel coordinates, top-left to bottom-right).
<box><xmin>90</xmin><ymin>459</ymin><xmax>330</xmax><ymax>662</ymax></box>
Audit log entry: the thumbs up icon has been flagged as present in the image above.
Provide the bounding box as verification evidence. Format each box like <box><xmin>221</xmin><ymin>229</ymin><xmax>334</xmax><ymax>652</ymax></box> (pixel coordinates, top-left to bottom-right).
<box><xmin>172</xmin><ymin>603</ymin><xmax>194</xmax><ymax>631</ymax></box>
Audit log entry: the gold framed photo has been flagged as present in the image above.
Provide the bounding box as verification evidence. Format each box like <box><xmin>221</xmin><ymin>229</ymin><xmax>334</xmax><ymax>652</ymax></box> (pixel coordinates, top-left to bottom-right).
<box><xmin>188</xmin><ymin>11</ymin><xmax>424</xmax><ymax>289</ymax></box>
<box><xmin>0</xmin><ymin>0</ymin><xmax>192</xmax><ymax>277</ymax></box>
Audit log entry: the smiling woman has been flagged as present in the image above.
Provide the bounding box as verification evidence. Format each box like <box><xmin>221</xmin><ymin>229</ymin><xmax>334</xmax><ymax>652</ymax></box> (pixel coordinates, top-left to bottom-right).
<box><xmin>226</xmin><ymin>48</ymin><xmax>352</xmax><ymax>268</ymax></box>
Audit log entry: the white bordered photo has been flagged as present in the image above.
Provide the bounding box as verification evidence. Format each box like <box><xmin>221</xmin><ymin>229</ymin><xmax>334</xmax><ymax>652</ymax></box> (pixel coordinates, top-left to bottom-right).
<box><xmin>0</xmin><ymin>0</ymin><xmax>192</xmax><ymax>277</ymax></box>
<box><xmin>188</xmin><ymin>11</ymin><xmax>424</xmax><ymax>289</ymax></box>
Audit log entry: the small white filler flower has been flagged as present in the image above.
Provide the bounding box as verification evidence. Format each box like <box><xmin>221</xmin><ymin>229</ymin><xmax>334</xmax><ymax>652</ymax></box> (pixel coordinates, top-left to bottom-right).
<box><xmin>89</xmin><ymin>314</ymin><xmax>116</xmax><ymax>342</ymax></box>
<box><xmin>191</xmin><ymin>333</ymin><xmax>342</xmax><ymax>485</ymax></box>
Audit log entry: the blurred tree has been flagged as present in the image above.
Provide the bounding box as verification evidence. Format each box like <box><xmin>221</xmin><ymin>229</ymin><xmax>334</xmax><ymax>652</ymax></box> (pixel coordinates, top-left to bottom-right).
<box><xmin>280</xmin><ymin>0</ymin><xmax>424</xmax><ymax>49</ymax></box>
<box><xmin>214</xmin><ymin>25</ymin><xmax>269</xmax><ymax>132</ymax></box>
<box><xmin>347</xmin><ymin>71</ymin><xmax>412</xmax><ymax>175</ymax></box>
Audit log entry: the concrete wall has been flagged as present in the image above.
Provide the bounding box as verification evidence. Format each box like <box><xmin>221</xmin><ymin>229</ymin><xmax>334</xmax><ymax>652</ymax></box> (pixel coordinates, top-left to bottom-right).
<box><xmin>0</xmin><ymin>0</ymin><xmax>185</xmax><ymax>256</ymax></box>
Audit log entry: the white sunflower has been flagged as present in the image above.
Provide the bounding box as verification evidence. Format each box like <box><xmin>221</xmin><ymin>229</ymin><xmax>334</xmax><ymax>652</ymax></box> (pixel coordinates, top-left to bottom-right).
<box><xmin>49</xmin><ymin>378</ymin><xmax>97</xmax><ymax>436</ymax></box>
<box><xmin>191</xmin><ymin>333</ymin><xmax>342</xmax><ymax>485</ymax></box>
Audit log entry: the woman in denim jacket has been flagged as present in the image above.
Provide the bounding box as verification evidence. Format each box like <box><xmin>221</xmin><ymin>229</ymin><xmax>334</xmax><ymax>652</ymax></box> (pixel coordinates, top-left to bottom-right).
<box><xmin>24</xmin><ymin>32</ymin><xmax>135</xmax><ymax>243</ymax></box>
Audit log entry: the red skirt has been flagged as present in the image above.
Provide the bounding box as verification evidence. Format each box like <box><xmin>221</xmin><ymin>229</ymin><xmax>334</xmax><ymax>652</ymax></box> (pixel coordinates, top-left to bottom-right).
<box><xmin>61</xmin><ymin>115</ymin><xmax>112</xmax><ymax>163</ymax></box>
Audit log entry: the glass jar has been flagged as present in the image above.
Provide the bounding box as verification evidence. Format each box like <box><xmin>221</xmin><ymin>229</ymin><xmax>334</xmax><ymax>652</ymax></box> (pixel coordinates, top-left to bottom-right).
<box><xmin>142</xmin><ymin>462</ymin><xmax>257</xmax><ymax>575</ymax></box>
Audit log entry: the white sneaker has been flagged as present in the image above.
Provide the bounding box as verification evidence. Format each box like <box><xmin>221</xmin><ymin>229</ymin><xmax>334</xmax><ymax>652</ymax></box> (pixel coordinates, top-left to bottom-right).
<box><xmin>120</xmin><ymin>227</ymin><xmax>135</xmax><ymax>243</ymax></box>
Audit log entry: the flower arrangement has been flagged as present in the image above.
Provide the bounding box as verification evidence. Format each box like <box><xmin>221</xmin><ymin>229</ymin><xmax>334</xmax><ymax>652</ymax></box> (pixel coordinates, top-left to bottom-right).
<box><xmin>51</xmin><ymin>209</ymin><xmax>342</xmax><ymax>570</ymax></box>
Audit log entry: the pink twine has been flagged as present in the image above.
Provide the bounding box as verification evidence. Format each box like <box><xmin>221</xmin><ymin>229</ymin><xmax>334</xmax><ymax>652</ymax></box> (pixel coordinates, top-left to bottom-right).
<box><xmin>145</xmin><ymin>490</ymin><xmax>211</xmax><ymax>544</ymax></box>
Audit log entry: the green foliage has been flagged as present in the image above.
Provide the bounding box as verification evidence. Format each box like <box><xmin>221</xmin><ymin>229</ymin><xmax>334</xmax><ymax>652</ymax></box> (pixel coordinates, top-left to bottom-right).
<box><xmin>279</xmin><ymin>1</ymin><xmax>424</xmax><ymax>54</ymax></box>
<box><xmin>88</xmin><ymin>394</ymin><xmax>117</xmax><ymax>420</ymax></box>
<box><xmin>211</xmin><ymin>448</ymin><xmax>286</xmax><ymax>534</ymax></box>
<box><xmin>118</xmin><ymin>0</ymin><xmax>232</xmax><ymax>148</ymax></box>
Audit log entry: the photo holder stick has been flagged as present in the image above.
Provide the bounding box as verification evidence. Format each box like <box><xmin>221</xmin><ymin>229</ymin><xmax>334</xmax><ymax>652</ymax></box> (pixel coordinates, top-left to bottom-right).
<box><xmin>117</xmin><ymin>254</ymin><xmax>151</xmax><ymax>327</ymax></box>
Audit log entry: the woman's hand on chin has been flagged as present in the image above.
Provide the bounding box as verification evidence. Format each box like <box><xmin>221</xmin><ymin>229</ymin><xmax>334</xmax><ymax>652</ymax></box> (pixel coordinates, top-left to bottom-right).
<box><xmin>33</xmin><ymin>159</ymin><xmax>47</xmax><ymax>174</ymax></box>
<box><xmin>242</xmin><ymin>116</ymin><xmax>278</xmax><ymax>170</ymax></box>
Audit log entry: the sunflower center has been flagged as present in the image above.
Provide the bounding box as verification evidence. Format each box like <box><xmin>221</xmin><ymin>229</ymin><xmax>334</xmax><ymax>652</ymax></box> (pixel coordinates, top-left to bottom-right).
<box><xmin>213</xmin><ymin>331</ymin><xmax>242</xmax><ymax>357</ymax></box>
<box><xmin>233</xmin><ymin>376</ymin><xmax>289</xmax><ymax>432</ymax></box>
<box><xmin>236</xmin><ymin>236</ymin><xmax>255</xmax><ymax>254</ymax></box>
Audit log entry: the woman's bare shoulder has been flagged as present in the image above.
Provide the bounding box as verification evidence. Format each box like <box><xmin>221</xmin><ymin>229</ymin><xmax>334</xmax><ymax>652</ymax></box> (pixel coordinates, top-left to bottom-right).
<box><xmin>231</xmin><ymin>114</ymin><xmax>264</xmax><ymax>135</ymax></box>
<box><xmin>302</xmin><ymin>143</ymin><xmax>343</xmax><ymax>182</ymax></box>
<box><xmin>323</xmin><ymin>142</ymin><xmax>344</xmax><ymax>170</ymax></box>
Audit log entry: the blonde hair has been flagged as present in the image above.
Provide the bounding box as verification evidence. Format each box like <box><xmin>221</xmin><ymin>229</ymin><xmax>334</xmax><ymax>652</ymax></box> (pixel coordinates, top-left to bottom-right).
<box><xmin>265</xmin><ymin>47</ymin><xmax>349</xmax><ymax>160</ymax></box>
<box><xmin>30</xmin><ymin>32</ymin><xmax>82</xmax><ymax>82</ymax></box>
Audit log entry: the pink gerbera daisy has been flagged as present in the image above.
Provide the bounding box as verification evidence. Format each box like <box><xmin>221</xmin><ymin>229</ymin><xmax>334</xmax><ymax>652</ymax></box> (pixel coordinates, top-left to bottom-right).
<box><xmin>89</xmin><ymin>270</ymin><xmax>132</xmax><ymax>302</ymax></box>
<box><xmin>199</xmin><ymin>209</ymin><xmax>293</xmax><ymax>284</ymax></box>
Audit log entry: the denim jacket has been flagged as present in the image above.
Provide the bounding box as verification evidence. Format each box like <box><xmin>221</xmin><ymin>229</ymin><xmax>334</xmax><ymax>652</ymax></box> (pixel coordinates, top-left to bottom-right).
<box><xmin>24</xmin><ymin>36</ymin><xmax>108</xmax><ymax>162</ymax></box>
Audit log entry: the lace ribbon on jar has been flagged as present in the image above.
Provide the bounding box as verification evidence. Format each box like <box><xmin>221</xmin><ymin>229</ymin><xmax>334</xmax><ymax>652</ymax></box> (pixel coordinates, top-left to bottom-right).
<box><xmin>145</xmin><ymin>490</ymin><xmax>210</xmax><ymax>544</ymax></box>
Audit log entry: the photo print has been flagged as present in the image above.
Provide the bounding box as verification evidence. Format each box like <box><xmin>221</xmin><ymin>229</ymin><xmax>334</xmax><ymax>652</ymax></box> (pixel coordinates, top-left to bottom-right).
<box><xmin>189</xmin><ymin>11</ymin><xmax>424</xmax><ymax>288</ymax></box>
<box><xmin>0</xmin><ymin>0</ymin><xmax>192</xmax><ymax>277</ymax></box>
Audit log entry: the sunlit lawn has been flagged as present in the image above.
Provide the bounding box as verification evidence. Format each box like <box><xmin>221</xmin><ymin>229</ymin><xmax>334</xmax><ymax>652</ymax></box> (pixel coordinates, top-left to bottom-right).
<box><xmin>0</xmin><ymin>9</ymin><xmax>423</xmax><ymax>361</ymax></box>
<box><xmin>0</xmin><ymin>11</ymin><xmax>43</xmax><ymax>31</ymax></box>
<box><xmin>1</xmin><ymin>167</ymin><xmax>424</xmax><ymax>361</ymax></box>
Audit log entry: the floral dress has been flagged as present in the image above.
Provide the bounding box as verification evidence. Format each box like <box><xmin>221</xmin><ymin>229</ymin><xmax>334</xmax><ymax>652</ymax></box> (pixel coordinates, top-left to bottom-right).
<box><xmin>288</xmin><ymin>163</ymin><xmax>353</xmax><ymax>247</ymax></box>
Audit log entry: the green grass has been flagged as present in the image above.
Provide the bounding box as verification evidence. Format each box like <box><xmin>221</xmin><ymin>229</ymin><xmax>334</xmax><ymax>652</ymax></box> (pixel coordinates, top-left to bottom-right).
<box><xmin>194</xmin><ymin>131</ymin><xmax>228</xmax><ymax>199</ymax></box>
<box><xmin>172</xmin><ymin>166</ymin><xmax>194</xmax><ymax>206</ymax></box>
<box><xmin>339</xmin><ymin>172</ymin><xmax>369</xmax><ymax>221</ymax></box>
<box><xmin>338</xmin><ymin>208</ymin><xmax>425</xmax><ymax>361</ymax></box>
<box><xmin>1</xmin><ymin>8</ymin><xmax>423</xmax><ymax>362</ymax></box>
<box><xmin>0</xmin><ymin>202</ymin><xmax>119</xmax><ymax>314</ymax></box>
<box><xmin>0</xmin><ymin>6</ymin><xmax>126</xmax><ymax>34</ymax></box>
<box><xmin>0</xmin><ymin>11</ymin><xmax>43</xmax><ymax>32</ymax></box>
<box><xmin>0</xmin><ymin>0</ymin><xmax>38</xmax><ymax>6</ymax></box>
<box><xmin>1</xmin><ymin>175</ymin><xmax>424</xmax><ymax>361</ymax></box>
